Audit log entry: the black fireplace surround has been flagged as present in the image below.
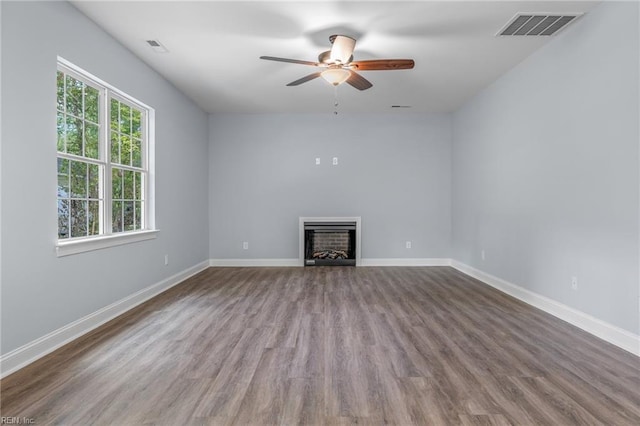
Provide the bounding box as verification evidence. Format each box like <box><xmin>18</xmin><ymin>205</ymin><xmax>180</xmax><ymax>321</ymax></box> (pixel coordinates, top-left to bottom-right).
<box><xmin>304</xmin><ymin>221</ymin><xmax>356</xmax><ymax>266</ymax></box>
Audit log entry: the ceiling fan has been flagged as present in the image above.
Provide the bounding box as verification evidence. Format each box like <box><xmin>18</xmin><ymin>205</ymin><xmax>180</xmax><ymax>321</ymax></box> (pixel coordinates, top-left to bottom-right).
<box><xmin>260</xmin><ymin>35</ymin><xmax>415</xmax><ymax>90</ymax></box>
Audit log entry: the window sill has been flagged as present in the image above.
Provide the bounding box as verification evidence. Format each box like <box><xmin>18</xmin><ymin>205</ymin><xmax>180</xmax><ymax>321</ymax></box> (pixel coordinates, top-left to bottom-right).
<box><xmin>56</xmin><ymin>230</ymin><xmax>159</xmax><ymax>257</ymax></box>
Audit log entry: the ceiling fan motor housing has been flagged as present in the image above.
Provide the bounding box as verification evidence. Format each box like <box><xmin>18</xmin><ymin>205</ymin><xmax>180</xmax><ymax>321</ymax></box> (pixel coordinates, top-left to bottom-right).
<box><xmin>318</xmin><ymin>50</ymin><xmax>353</xmax><ymax>65</ymax></box>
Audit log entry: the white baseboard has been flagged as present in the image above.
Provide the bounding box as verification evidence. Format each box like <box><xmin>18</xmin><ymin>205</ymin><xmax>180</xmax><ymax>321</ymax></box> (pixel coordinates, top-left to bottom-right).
<box><xmin>209</xmin><ymin>258</ymin><xmax>299</xmax><ymax>267</ymax></box>
<box><xmin>361</xmin><ymin>258</ymin><xmax>451</xmax><ymax>266</ymax></box>
<box><xmin>0</xmin><ymin>260</ymin><xmax>210</xmax><ymax>379</ymax></box>
<box><xmin>450</xmin><ymin>260</ymin><xmax>640</xmax><ymax>357</ymax></box>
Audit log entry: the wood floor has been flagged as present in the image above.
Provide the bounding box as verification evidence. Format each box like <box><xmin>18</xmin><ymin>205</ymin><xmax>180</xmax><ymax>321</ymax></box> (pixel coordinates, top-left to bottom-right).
<box><xmin>2</xmin><ymin>266</ymin><xmax>639</xmax><ymax>425</ymax></box>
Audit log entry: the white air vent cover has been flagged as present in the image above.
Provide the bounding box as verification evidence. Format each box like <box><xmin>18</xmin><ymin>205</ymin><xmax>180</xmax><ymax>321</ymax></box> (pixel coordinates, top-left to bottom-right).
<box><xmin>498</xmin><ymin>13</ymin><xmax>582</xmax><ymax>36</ymax></box>
<box><xmin>146</xmin><ymin>39</ymin><xmax>168</xmax><ymax>53</ymax></box>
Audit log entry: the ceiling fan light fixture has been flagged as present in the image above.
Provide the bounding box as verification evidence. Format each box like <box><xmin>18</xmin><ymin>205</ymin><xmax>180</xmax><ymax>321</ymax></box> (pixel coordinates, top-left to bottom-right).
<box><xmin>321</xmin><ymin>68</ymin><xmax>351</xmax><ymax>86</ymax></box>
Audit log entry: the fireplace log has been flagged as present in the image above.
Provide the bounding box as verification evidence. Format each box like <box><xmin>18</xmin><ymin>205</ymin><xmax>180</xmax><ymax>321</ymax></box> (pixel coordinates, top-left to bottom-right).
<box><xmin>312</xmin><ymin>249</ymin><xmax>349</xmax><ymax>260</ymax></box>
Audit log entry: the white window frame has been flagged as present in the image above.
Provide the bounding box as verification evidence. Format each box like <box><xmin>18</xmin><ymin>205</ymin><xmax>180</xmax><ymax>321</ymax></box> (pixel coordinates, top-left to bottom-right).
<box><xmin>56</xmin><ymin>57</ymin><xmax>157</xmax><ymax>257</ymax></box>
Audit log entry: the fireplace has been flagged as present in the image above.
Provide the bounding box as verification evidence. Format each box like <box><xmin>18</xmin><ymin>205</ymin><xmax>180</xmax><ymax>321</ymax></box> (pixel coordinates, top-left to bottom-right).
<box><xmin>299</xmin><ymin>217</ymin><xmax>361</xmax><ymax>266</ymax></box>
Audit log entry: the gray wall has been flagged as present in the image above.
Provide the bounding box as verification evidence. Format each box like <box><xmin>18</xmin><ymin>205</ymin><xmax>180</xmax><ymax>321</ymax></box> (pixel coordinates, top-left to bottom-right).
<box><xmin>1</xmin><ymin>1</ymin><xmax>210</xmax><ymax>355</ymax></box>
<box><xmin>452</xmin><ymin>2</ymin><xmax>639</xmax><ymax>334</ymax></box>
<box><xmin>209</xmin><ymin>113</ymin><xmax>452</xmax><ymax>260</ymax></box>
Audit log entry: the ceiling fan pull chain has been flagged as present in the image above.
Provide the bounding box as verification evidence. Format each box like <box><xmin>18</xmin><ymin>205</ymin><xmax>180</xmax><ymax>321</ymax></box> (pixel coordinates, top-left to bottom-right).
<box><xmin>334</xmin><ymin>85</ymin><xmax>339</xmax><ymax>115</ymax></box>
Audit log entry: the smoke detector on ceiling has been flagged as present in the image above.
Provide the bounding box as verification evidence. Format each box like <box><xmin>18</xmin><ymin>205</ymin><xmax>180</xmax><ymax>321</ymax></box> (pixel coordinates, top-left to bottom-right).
<box><xmin>497</xmin><ymin>13</ymin><xmax>582</xmax><ymax>37</ymax></box>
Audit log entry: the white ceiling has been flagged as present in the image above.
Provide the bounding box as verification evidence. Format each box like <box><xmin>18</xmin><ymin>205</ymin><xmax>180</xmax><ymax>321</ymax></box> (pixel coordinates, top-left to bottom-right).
<box><xmin>70</xmin><ymin>1</ymin><xmax>600</xmax><ymax>114</ymax></box>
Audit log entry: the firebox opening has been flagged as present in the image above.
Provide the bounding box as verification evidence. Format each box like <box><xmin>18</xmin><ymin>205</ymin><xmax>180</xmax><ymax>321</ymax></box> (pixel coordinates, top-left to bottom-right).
<box><xmin>304</xmin><ymin>222</ymin><xmax>356</xmax><ymax>266</ymax></box>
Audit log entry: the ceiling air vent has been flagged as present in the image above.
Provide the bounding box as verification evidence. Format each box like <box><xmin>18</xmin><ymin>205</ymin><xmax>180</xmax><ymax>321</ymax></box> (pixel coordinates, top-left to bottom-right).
<box><xmin>498</xmin><ymin>13</ymin><xmax>581</xmax><ymax>36</ymax></box>
<box><xmin>146</xmin><ymin>39</ymin><xmax>168</xmax><ymax>53</ymax></box>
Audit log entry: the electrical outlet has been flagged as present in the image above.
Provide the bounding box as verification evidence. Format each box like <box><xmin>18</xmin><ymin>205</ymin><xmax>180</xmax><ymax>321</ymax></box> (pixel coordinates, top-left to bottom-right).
<box><xmin>243</xmin><ymin>242</ymin><xmax>249</xmax><ymax>250</ymax></box>
<box><xmin>481</xmin><ymin>250</ymin><xmax>485</xmax><ymax>261</ymax></box>
<box><xmin>315</xmin><ymin>158</ymin><xmax>320</xmax><ymax>165</ymax></box>
<box><xmin>332</xmin><ymin>157</ymin><xmax>338</xmax><ymax>165</ymax></box>
<box><xmin>164</xmin><ymin>254</ymin><xmax>169</xmax><ymax>266</ymax></box>
<box><xmin>571</xmin><ymin>276</ymin><xmax>578</xmax><ymax>290</ymax></box>
<box><xmin>406</xmin><ymin>241</ymin><xmax>412</xmax><ymax>249</ymax></box>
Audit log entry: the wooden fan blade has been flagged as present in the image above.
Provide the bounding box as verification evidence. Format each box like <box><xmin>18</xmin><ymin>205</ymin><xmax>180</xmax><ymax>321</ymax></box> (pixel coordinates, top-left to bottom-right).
<box><xmin>260</xmin><ymin>56</ymin><xmax>321</xmax><ymax>67</ymax></box>
<box><xmin>286</xmin><ymin>72</ymin><xmax>322</xmax><ymax>86</ymax></box>
<box><xmin>350</xmin><ymin>59</ymin><xmax>415</xmax><ymax>71</ymax></box>
<box><xmin>345</xmin><ymin>71</ymin><xmax>373</xmax><ymax>91</ymax></box>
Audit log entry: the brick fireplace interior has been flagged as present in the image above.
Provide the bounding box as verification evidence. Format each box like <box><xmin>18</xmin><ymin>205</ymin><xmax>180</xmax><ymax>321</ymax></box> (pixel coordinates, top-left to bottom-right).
<box><xmin>303</xmin><ymin>221</ymin><xmax>357</xmax><ymax>266</ymax></box>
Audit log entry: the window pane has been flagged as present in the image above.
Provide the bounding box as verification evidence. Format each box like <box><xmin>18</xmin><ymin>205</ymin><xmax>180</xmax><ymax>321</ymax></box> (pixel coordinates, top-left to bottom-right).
<box><xmin>57</xmin><ymin>111</ymin><xmax>65</xmax><ymax>152</ymax></box>
<box><xmin>66</xmin><ymin>116</ymin><xmax>82</xmax><ymax>156</ymax></box>
<box><xmin>123</xmin><ymin>201</ymin><xmax>134</xmax><ymax>231</ymax></box>
<box><xmin>132</xmin><ymin>109</ymin><xmax>142</xmax><ymax>138</ymax></box>
<box><xmin>112</xmin><ymin>168</ymin><xmax>123</xmax><ymax>199</ymax></box>
<box><xmin>58</xmin><ymin>199</ymin><xmax>69</xmax><ymax>239</ymax></box>
<box><xmin>110</xmin><ymin>98</ymin><xmax>119</xmax><ymax>131</ymax></box>
<box><xmin>123</xmin><ymin>170</ymin><xmax>134</xmax><ymax>199</ymax></box>
<box><xmin>57</xmin><ymin>71</ymin><xmax>65</xmax><ymax>111</ymax></box>
<box><xmin>70</xmin><ymin>199</ymin><xmax>87</xmax><ymax>238</ymax></box>
<box><xmin>120</xmin><ymin>103</ymin><xmax>131</xmax><ymax>135</ymax></box>
<box><xmin>57</xmin><ymin>158</ymin><xmax>70</xmax><ymax>197</ymax></box>
<box><xmin>57</xmin><ymin>157</ymin><xmax>69</xmax><ymax>174</ymax></box>
<box><xmin>85</xmin><ymin>122</ymin><xmax>99</xmax><ymax>159</ymax></box>
<box><xmin>112</xmin><ymin>201</ymin><xmax>123</xmax><ymax>232</ymax></box>
<box><xmin>88</xmin><ymin>200</ymin><xmax>100</xmax><ymax>236</ymax></box>
<box><xmin>85</xmin><ymin>85</ymin><xmax>99</xmax><ymax>123</ymax></box>
<box><xmin>65</xmin><ymin>75</ymin><xmax>83</xmax><ymax>118</ymax></box>
<box><xmin>132</xmin><ymin>138</ymin><xmax>142</xmax><ymax>168</ymax></box>
<box><xmin>110</xmin><ymin>131</ymin><xmax>120</xmax><ymax>164</ymax></box>
<box><xmin>135</xmin><ymin>201</ymin><xmax>142</xmax><ymax>230</ymax></box>
<box><xmin>58</xmin><ymin>172</ymin><xmax>70</xmax><ymax>197</ymax></box>
<box><xmin>134</xmin><ymin>172</ymin><xmax>142</xmax><ymax>200</ymax></box>
<box><xmin>70</xmin><ymin>161</ymin><xmax>87</xmax><ymax>198</ymax></box>
<box><xmin>120</xmin><ymin>134</ymin><xmax>132</xmax><ymax>166</ymax></box>
<box><xmin>88</xmin><ymin>164</ymin><xmax>100</xmax><ymax>199</ymax></box>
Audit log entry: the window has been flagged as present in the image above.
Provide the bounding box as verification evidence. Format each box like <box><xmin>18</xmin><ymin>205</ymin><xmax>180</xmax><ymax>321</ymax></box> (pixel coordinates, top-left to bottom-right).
<box><xmin>56</xmin><ymin>58</ymin><xmax>156</xmax><ymax>256</ymax></box>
